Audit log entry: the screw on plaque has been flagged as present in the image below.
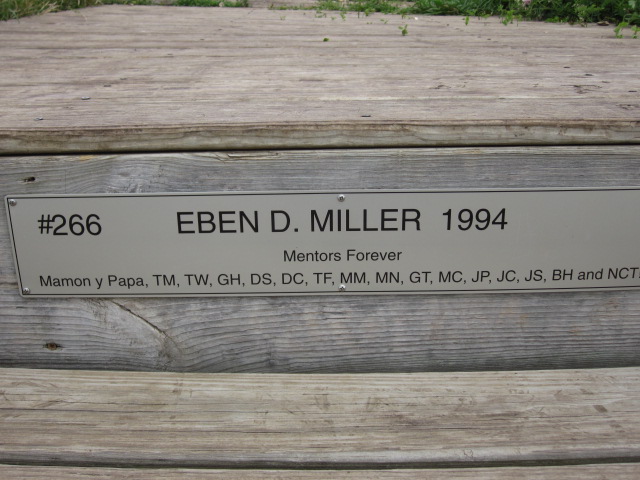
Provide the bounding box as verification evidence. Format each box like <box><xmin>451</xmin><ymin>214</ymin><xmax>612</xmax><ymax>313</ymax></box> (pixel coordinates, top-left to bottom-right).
<box><xmin>8</xmin><ymin>199</ymin><xmax>17</xmax><ymax>207</ymax></box>
<box><xmin>338</xmin><ymin>194</ymin><xmax>346</xmax><ymax>202</ymax></box>
<box><xmin>339</xmin><ymin>284</ymin><xmax>346</xmax><ymax>292</ymax></box>
<box><xmin>22</xmin><ymin>287</ymin><xmax>30</xmax><ymax>295</ymax></box>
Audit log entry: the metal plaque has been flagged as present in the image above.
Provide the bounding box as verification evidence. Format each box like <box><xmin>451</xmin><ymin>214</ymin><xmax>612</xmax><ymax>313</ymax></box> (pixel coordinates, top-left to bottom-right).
<box><xmin>5</xmin><ymin>189</ymin><xmax>640</xmax><ymax>297</ymax></box>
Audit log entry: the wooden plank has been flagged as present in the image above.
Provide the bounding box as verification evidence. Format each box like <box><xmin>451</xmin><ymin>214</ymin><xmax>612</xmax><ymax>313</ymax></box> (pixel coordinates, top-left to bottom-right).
<box><xmin>2</xmin><ymin>146</ymin><xmax>640</xmax><ymax>373</ymax></box>
<box><xmin>1</xmin><ymin>367</ymin><xmax>639</xmax><ymax>468</ymax></box>
<box><xmin>0</xmin><ymin>6</ymin><xmax>638</xmax><ymax>154</ymax></box>
<box><xmin>2</xmin><ymin>464</ymin><xmax>640</xmax><ymax>479</ymax></box>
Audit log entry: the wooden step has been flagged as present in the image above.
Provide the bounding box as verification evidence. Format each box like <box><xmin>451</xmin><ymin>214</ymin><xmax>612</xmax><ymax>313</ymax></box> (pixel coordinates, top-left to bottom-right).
<box><xmin>3</xmin><ymin>146</ymin><xmax>640</xmax><ymax>374</ymax></box>
<box><xmin>1</xmin><ymin>464</ymin><xmax>639</xmax><ymax>479</ymax></box>
<box><xmin>1</xmin><ymin>6</ymin><xmax>638</xmax><ymax>154</ymax></box>
<box><xmin>1</xmin><ymin>367</ymin><xmax>639</xmax><ymax>469</ymax></box>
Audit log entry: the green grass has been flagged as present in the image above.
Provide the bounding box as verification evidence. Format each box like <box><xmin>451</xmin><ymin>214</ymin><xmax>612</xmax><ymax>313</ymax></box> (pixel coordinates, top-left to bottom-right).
<box><xmin>0</xmin><ymin>0</ymin><xmax>162</xmax><ymax>20</ymax></box>
<box><xmin>1</xmin><ymin>0</ymin><xmax>98</xmax><ymax>20</ymax></box>
<box><xmin>0</xmin><ymin>0</ymin><xmax>245</xmax><ymax>20</ymax></box>
<box><xmin>316</xmin><ymin>0</ymin><xmax>640</xmax><ymax>26</ymax></box>
<box><xmin>3</xmin><ymin>0</ymin><xmax>639</xmax><ymax>27</ymax></box>
<box><xmin>499</xmin><ymin>0</ymin><xmax>640</xmax><ymax>25</ymax></box>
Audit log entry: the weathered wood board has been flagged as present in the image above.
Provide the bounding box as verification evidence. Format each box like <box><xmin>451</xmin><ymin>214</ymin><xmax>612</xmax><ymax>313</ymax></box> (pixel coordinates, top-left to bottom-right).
<box><xmin>3</xmin><ymin>464</ymin><xmax>639</xmax><ymax>480</ymax></box>
<box><xmin>1</xmin><ymin>367</ymin><xmax>639</xmax><ymax>469</ymax></box>
<box><xmin>0</xmin><ymin>6</ymin><xmax>638</xmax><ymax>154</ymax></box>
<box><xmin>1</xmin><ymin>6</ymin><xmax>639</xmax><ymax>373</ymax></box>
<box><xmin>1</xmin><ymin>5</ymin><xmax>640</xmax><ymax>478</ymax></box>
<box><xmin>2</xmin><ymin>146</ymin><xmax>640</xmax><ymax>372</ymax></box>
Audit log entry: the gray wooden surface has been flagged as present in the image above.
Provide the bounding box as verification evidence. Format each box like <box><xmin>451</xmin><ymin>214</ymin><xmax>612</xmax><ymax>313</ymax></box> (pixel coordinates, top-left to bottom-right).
<box><xmin>1</xmin><ymin>367</ymin><xmax>639</xmax><ymax>469</ymax></box>
<box><xmin>1</xmin><ymin>6</ymin><xmax>638</xmax><ymax>154</ymax></box>
<box><xmin>2</xmin><ymin>146</ymin><xmax>640</xmax><ymax>373</ymax></box>
<box><xmin>2</xmin><ymin>464</ymin><xmax>639</xmax><ymax>479</ymax></box>
<box><xmin>3</xmin><ymin>7</ymin><xmax>639</xmax><ymax>478</ymax></box>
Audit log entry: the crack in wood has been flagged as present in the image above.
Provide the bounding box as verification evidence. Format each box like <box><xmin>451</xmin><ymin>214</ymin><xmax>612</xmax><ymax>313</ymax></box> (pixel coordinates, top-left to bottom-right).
<box><xmin>110</xmin><ymin>300</ymin><xmax>183</xmax><ymax>366</ymax></box>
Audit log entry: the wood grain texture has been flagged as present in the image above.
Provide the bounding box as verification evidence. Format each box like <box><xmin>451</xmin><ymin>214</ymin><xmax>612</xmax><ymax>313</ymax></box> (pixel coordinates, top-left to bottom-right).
<box><xmin>1</xmin><ymin>367</ymin><xmax>639</xmax><ymax>468</ymax></box>
<box><xmin>0</xmin><ymin>6</ymin><xmax>638</xmax><ymax>154</ymax></box>
<box><xmin>2</xmin><ymin>146</ymin><xmax>640</xmax><ymax>373</ymax></box>
<box><xmin>2</xmin><ymin>464</ymin><xmax>639</xmax><ymax>479</ymax></box>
